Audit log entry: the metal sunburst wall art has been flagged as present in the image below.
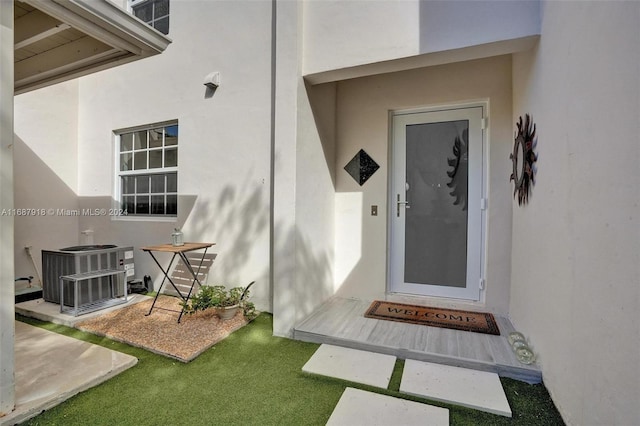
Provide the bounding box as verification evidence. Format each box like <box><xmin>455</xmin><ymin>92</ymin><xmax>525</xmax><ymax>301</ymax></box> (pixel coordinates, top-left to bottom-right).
<box><xmin>510</xmin><ymin>114</ymin><xmax>538</xmax><ymax>205</ymax></box>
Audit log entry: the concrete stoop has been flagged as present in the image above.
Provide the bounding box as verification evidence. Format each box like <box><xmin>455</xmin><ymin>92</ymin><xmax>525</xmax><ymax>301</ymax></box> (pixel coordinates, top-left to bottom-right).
<box><xmin>1</xmin><ymin>321</ymin><xmax>137</xmax><ymax>426</ymax></box>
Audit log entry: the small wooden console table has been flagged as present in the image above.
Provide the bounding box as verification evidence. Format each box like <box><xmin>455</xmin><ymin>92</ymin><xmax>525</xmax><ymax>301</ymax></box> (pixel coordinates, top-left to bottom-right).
<box><xmin>141</xmin><ymin>242</ymin><xmax>215</xmax><ymax>323</ymax></box>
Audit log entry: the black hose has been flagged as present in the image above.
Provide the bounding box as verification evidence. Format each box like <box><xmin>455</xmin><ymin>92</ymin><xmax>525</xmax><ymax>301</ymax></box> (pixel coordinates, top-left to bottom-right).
<box><xmin>240</xmin><ymin>281</ymin><xmax>256</xmax><ymax>301</ymax></box>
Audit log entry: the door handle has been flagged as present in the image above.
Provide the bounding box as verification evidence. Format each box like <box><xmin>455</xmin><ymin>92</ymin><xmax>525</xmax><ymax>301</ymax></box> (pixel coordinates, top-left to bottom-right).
<box><xmin>397</xmin><ymin>193</ymin><xmax>410</xmax><ymax>217</ymax></box>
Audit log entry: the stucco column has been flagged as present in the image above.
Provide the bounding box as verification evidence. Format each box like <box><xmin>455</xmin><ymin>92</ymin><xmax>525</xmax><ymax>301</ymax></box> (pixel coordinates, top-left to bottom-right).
<box><xmin>0</xmin><ymin>0</ymin><xmax>15</xmax><ymax>416</ymax></box>
<box><xmin>271</xmin><ymin>0</ymin><xmax>302</xmax><ymax>337</ymax></box>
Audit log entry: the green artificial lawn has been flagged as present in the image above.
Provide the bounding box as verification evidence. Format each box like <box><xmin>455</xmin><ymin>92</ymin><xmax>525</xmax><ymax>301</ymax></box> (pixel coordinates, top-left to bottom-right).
<box><xmin>17</xmin><ymin>313</ymin><xmax>564</xmax><ymax>425</ymax></box>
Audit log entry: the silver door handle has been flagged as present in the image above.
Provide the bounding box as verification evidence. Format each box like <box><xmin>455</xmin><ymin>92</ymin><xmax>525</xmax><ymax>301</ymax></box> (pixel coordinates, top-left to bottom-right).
<box><xmin>397</xmin><ymin>194</ymin><xmax>410</xmax><ymax>217</ymax></box>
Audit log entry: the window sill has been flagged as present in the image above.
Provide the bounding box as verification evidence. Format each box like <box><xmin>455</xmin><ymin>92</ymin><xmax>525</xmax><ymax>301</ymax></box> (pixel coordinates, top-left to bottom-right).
<box><xmin>111</xmin><ymin>215</ymin><xmax>178</xmax><ymax>223</ymax></box>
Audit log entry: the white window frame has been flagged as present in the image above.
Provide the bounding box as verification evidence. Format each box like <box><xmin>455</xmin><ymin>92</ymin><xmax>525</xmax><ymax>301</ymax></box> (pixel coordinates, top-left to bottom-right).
<box><xmin>113</xmin><ymin>120</ymin><xmax>178</xmax><ymax>221</ymax></box>
<box><xmin>129</xmin><ymin>0</ymin><xmax>170</xmax><ymax>35</ymax></box>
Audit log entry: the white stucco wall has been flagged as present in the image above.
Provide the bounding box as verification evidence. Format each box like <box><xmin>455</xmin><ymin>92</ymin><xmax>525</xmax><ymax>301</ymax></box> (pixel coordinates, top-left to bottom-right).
<box><xmin>78</xmin><ymin>0</ymin><xmax>272</xmax><ymax>310</ymax></box>
<box><xmin>303</xmin><ymin>0</ymin><xmax>420</xmax><ymax>75</ymax></box>
<box><xmin>14</xmin><ymin>1</ymin><xmax>274</xmax><ymax>311</ymax></box>
<box><xmin>303</xmin><ymin>0</ymin><xmax>539</xmax><ymax>81</ymax></box>
<box><xmin>14</xmin><ymin>81</ymin><xmax>78</xmax><ymax>192</ymax></box>
<box><xmin>419</xmin><ymin>0</ymin><xmax>540</xmax><ymax>54</ymax></box>
<box><xmin>14</xmin><ymin>81</ymin><xmax>80</xmax><ymax>282</ymax></box>
<box><xmin>272</xmin><ymin>0</ymin><xmax>302</xmax><ymax>336</ymax></box>
<box><xmin>272</xmin><ymin>0</ymin><xmax>337</xmax><ymax>336</ymax></box>
<box><xmin>333</xmin><ymin>55</ymin><xmax>513</xmax><ymax>316</ymax></box>
<box><xmin>0</xmin><ymin>0</ymin><xmax>15</xmax><ymax>415</ymax></box>
<box><xmin>273</xmin><ymin>78</ymin><xmax>337</xmax><ymax>337</ymax></box>
<box><xmin>511</xmin><ymin>1</ymin><xmax>640</xmax><ymax>424</ymax></box>
<box><xmin>294</xmin><ymin>81</ymin><xmax>336</xmax><ymax>311</ymax></box>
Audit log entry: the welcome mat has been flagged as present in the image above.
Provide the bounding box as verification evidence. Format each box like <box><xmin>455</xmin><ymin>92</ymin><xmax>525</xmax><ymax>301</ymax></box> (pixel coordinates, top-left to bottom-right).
<box><xmin>364</xmin><ymin>301</ymin><xmax>500</xmax><ymax>335</ymax></box>
<box><xmin>76</xmin><ymin>295</ymin><xmax>248</xmax><ymax>362</ymax></box>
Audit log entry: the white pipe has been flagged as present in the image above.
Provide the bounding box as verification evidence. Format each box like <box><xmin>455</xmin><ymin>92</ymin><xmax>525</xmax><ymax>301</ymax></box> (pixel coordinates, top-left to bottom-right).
<box><xmin>24</xmin><ymin>246</ymin><xmax>41</xmax><ymax>286</ymax></box>
<box><xmin>81</xmin><ymin>229</ymin><xmax>94</xmax><ymax>245</ymax></box>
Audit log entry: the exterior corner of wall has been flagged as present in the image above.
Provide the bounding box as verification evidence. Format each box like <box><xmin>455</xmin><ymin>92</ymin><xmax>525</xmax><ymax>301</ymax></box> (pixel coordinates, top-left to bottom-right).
<box><xmin>0</xmin><ymin>0</ymin><xmax>16</xmax><ymax>414</ymax></box>
<box><xmin>508</xmin><ymin>2</ymin><xmax>640</xmax><ymax>424</ymax></box>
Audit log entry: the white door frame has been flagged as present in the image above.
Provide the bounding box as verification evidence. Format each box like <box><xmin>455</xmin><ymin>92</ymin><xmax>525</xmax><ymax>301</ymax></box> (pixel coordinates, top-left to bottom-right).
<box><xmin>387</xmin><ymin>102</ymin><xmax>487</xmax><ymax>301</ymax></box>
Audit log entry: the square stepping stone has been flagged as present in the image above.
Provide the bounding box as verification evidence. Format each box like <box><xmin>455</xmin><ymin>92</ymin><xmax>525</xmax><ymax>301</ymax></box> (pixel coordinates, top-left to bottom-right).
<box><xmin>302</xmin><ymin>344</ymin><xmax>396</xmax><ymax>388</ymax></box>
<box><xmin>400</xmin><ymin>359</ymin><xmax>512</xmax><ymax>417</ymax></box>
<box><xmin>327</xmin><ymin>388</ymin><xmax>449</xmax><ymax>425</ymax></box>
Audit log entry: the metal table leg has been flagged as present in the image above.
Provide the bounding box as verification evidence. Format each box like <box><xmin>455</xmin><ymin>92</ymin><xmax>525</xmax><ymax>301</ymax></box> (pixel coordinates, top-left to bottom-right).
<box><xmin>145</xmin><ymin>247</ymin><xmax>210</xmax><ymax>323</ymax></box>
<box><xmin>176</xmin><ymin>247</ymin><xmax>209</xmax><ymax>323</ymax></box>
<box><xmin>145</xmin><ymin>252</ymin><xmax>179</xmax><ymax>317</ymax></box>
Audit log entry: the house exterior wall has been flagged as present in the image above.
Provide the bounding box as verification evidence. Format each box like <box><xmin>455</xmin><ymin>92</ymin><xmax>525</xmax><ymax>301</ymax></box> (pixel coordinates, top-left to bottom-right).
<box><xmin>272</xmin><ymin>79</ymin><xmax>337</xmax><ymax>337</ymax></box>
<box><xmin>418</xmin><ymin>0</ymin><xmax>539</xmax><ymax>54</ymax></box>
<box><xmin>78</xmin><ymin>0</ymin><xmax>273</xmax><ymax>310</ymax></box>
<box><xmin>13</xmin><ymin>81</ymin><xmax>80</xmax><ymax>282</ymax></box>
<box><xmin>271</xmin><ymin>0</ymin><xmax>338</xmax><ymax>336</ymax></box>
<box><xmin>272</xmin><ymin>0</ymin><xmax>304</xmax><ymax>336</ymax></box>
<box><xmin>0</xmin><ymin>0</ymin><xmax>15</xmax><ymax>415</ymax></box>
<box><xmin>294</xmin><ymin>82</ymin><xmax>337</xmax><ymax>309</ymax></box>
<box><xmin>14</xmin><ymin>0</ymin><xmax>274</xmax><ymax>311</ymax></box>
<box><xmin>331</xmin><ymin>55</ymin><xmax>513</xmax><ymax>315</ymax></box>
<box><xmin>302</xmin><ymin>0</ymin><xmax>420</xmax><ymax>74</ymax></box>
<box><xmin>12</xmin><ymin>0</ymin><xmax>532</xmax><ymax>332</ymax></box>
<box><xmin>10</xmin><ymin>3</ymin><xmax>640</xmax><ymax>424</ymax></box>
<box><xmin>303</xmin><ymin>0</ymin><xmax>539</xmax><ymax>81</ymax></box>
<box><xmin>511</xmin><ymin>1</ymin><xmax>640</xmax><ymax>424</ymax></box>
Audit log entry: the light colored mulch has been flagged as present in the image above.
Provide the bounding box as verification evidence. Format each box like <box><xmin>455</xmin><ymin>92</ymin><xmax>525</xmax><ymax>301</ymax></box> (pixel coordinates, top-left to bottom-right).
<box><xmin>76</xmin><ymin>295</ymin><xmax>248</xmax><ymax>362</ymax></box>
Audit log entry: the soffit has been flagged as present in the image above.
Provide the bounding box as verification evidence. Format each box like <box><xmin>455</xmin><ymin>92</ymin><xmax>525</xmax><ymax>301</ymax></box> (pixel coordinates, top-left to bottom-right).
<box><xmin>14</xmin><ymin>0</ymin><xmax>171</xmax><ymax>94</ymax></box>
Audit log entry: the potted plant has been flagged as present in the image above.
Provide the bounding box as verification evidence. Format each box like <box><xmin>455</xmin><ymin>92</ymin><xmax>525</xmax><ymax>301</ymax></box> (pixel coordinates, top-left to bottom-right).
<box><xmin>182</xmin><ymin>281</ymin><xmax>256</xmax><ymax>321</ymax></box>
<box><xmin>214</xmin><ymin>285</ymin><xmax>243</xmax><ymax>320</ymax></box>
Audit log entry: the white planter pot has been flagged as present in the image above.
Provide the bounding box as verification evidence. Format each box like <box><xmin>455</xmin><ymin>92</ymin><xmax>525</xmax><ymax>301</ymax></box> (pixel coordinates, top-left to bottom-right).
<box><xmin>217</xmin><ymin>305</ymin><xmax>239</xmax><ymax>320</ymax></box>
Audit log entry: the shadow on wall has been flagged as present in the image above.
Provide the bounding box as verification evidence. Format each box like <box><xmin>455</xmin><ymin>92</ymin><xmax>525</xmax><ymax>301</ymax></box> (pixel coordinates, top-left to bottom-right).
<box><xmin>13</xmin><ymin>136</ymin><xmax>80</xmax><ymax>282</ymax></box>
<box><xmin>270</xmin><ymin>220</ymin><xmax>334</xmax><ymax>335</ymax></box>
<box><xmin>13</xmin><ymin>135</ymin><xmax>272</xmax><ymax>312</ymax></box>
<box><xmin>76</xmin><ymin>195</ymin><xmax>195</xmax><ymax>247</ymax></box>
<box><xmin>304</xmin><ymin>80</ymin><xmax>338</xmax><ymax>188</ymax></box>
<box><xmin>77</xmin><ymin>174</ymin><xmax>272</xmax><ymax>312</ymax></box>
<box><xmin>186</xmin><ymin>176</ymin><xmax>270</xmax><ymax>287</ymax></box>
<box><xmin>76</xmin><ymin>195</ymin><xmax>195</xmax><ymax>293</ymax></box>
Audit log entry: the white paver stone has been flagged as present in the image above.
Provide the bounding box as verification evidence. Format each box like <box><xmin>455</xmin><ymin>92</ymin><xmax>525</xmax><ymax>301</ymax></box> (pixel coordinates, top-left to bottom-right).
<box><xmin>327</xmin><ymin>387</ymin><xmax>449</xmax><ymax>425</ymax></box>
<box><xmin>400</xmin><ymin>359</ymin><xmax>512</xmax><ymax>417</ymax></box>
<box><xmin>302</xmin><ymin>344</ymin><xmax>396</xmax><ymax>388</ymax></box>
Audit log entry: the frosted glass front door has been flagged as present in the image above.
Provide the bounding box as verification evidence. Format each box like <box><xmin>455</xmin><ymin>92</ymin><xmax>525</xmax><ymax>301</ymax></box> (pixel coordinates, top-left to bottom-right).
<box><xmin>404</xmin><ymin>121</ymin><xmax>468</xmax><ymax>287</ymax></box>
<box><xmin>390</xmin><ymin>107</ymin><xmax>484</xmax><ymax>300</ymax></box>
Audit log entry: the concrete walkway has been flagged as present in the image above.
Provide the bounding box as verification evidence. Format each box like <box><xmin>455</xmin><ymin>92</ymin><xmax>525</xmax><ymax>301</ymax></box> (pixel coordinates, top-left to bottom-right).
<box><xmin>1</xmin><ymin>321</ymin><xmax>137</xmax><ymax>425</ymax></box>
<box><xmin>304</xmin><ymin>344</ymin><xmax>512</xmax><ymax>422</ymax></box>
<box><xmin>15</xmin><ymin>294</ymin><xmax>150</xmax><ymax>327</ymax></box>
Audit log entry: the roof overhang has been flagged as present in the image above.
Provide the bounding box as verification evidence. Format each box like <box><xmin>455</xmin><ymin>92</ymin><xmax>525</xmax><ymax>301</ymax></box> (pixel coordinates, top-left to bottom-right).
<box><xmin>15</xmin><ymin>0</ymin><xmax>171</xmax><ymax>95</ymax></box>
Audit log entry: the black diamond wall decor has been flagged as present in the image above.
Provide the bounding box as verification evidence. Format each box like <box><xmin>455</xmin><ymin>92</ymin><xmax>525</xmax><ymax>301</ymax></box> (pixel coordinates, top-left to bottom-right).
<box><xmin>344</xmin><ymin>149</ymin><xmax>379</xmax><ymax>186</ymax></box>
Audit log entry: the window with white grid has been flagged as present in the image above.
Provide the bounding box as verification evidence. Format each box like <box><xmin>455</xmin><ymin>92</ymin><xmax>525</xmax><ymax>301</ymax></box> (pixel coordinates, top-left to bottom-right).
<box><xmin>115</xmin><ymin>121</ymin><xmax>178</xmax><ymax>217</ymax></box>
<box><xmin>130</xmin><ymin>0</ymin><xmax>170</xmax><ymax>35</ymax></box>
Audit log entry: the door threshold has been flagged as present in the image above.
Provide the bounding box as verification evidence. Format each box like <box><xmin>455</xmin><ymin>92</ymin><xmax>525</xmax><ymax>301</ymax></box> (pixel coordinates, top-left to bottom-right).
<box><xmin>384</xmin><ymin>292</ymin><xmax>488</xmax><ymax>313</ymax></box>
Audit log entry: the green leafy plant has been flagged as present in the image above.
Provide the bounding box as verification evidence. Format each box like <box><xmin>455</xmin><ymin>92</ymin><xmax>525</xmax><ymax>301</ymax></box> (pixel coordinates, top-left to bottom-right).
<box><xmin>182</xmin><ymin>282</ymin><xmax>256</xmax><ymax>320</ymax></box>
<box><xmin>242</xmin><ymin>300</ymin><xmax>257</xmax><ymax>321</ymax></box>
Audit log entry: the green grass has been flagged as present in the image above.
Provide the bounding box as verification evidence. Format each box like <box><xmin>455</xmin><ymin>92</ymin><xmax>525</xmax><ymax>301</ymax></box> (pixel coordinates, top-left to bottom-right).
<box><xmin>17</xmin><ymin>314</ymin><xmax>564</xmax><ymax>425</ymax></box>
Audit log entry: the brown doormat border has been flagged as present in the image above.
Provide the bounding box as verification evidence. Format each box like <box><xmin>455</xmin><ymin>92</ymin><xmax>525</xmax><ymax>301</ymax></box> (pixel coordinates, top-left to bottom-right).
<box><xmin>364</xmin><ymin>300</ymin><xmax>500</xmax><ymax>335</ymax></box>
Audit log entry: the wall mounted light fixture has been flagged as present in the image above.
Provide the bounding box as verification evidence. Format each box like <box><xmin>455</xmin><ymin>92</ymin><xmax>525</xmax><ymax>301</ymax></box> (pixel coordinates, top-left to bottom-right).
<box><xmin>203</xmin><ymin>71</ymin><xmax>220</xmax><ymax>89</ymax></box>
